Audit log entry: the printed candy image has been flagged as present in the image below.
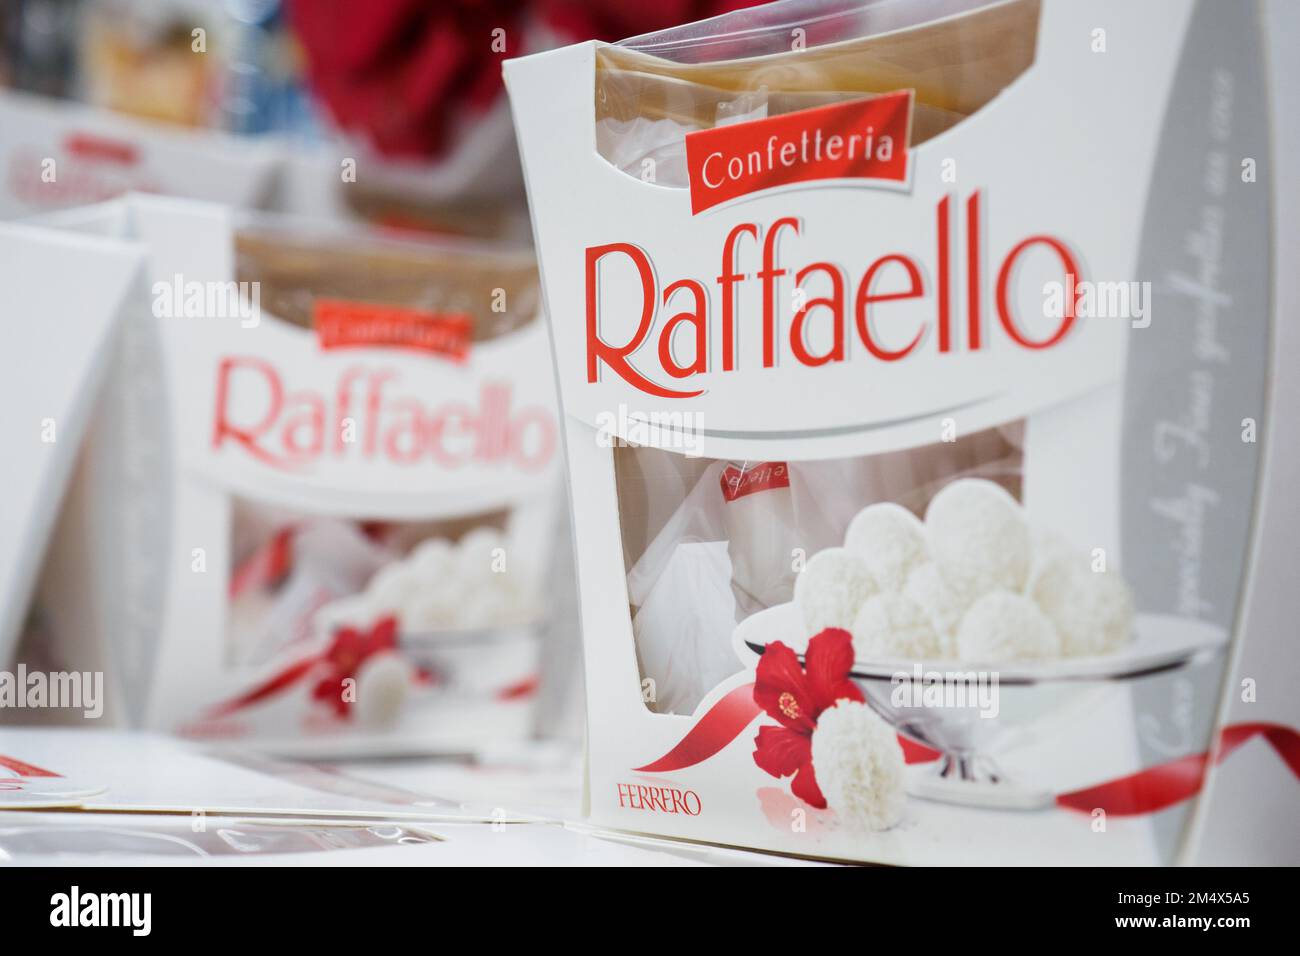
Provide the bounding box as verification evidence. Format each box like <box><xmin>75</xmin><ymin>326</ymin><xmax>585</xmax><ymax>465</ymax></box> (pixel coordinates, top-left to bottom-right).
<box><xmin>216</xmin><ymin>508</ymin><xmax>544</xmax><ymax>737</ymax></box>
<box><xmin>790</xmin><ymin>478</ymin><xmax>1134</xmax><ymax>665</ymax></box>
<box><xmin>751</xmin><ymin>628</ymin><xmax>906</xmax><ymax>832</ymax></box>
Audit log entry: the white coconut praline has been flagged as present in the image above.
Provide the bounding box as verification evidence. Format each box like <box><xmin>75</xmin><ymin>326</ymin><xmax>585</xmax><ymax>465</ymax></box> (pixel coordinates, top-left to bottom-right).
<box><xmin>795</xmin><ymin>547</ymin><xmax>877</xmax><ymax>639</ymax></box>
<box><xmin>851</xmin><ymin>593</ymin><xmax>943</xmax><ymax>660</ymax></box>
<box><xmin>957</xmin><ymin>591</ymin><xmax>1061</xmax><ymax>662</ymax></box>
<box><xmin>411</xmin><ymin>537</ymin><xmax>454</xmax><ymax>573</ymax></box>
<box><xmin>810</xmin><ymin>700</ymin><xmax>905</xmax><ymax>832</ymax></box>
<box><xmin>403</xmin><ymin>586</ymin><xmax>459</xmax><ymax>632</ymax></box>
<box><xmin>925</xmin><ymin>479</ymin><xmax>1031</xmax><ymax>600</ymax></box>
<box><xmin>843</xmin><ymin>503</ymin><xmax>928</xmax><ymax>593</ymax></box>
<box><xmin>903</xmin><ymin>561</ymin><xmax>968</xmax><ymax>649</ymax></box>
<box><xmin>457</xmin><ymin>527</ymin><xmax>505</xmax><ymax>576</ymax></box>
<box><xmin>365</xmin><ymin>561</ymin><xmax>421</xmax><ymax>610</ymax></box>
<box><xmin>1030</xmin><ymin>552</ymin><xmax>1133</xmax><ymax>656</ymax></box>
<box><xmin>353</xmin><ymin>652</ymin><xmax>413</xmax><ymax>729</ymax></box>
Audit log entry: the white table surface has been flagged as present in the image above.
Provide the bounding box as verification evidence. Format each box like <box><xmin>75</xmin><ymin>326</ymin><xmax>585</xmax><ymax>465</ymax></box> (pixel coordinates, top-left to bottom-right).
<box><xmin>0</xmin><ymin>734</ymin><xmax>831</xmax><ymax>866</ymax></box>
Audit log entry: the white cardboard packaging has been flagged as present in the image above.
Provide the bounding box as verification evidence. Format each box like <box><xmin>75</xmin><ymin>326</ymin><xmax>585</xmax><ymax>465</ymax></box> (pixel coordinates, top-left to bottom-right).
<box><xmin>0</xmin><ymin>728</ymin><xmax>537</xmax><ymax>822</ymax></box>
<box><xmin>0</xmin><ymin>223</ymin><xmax>143</xmax><ymax>666</ymax></box>
<box><xmin>23</xmin><ymin>194</ymin><xmax>566</xmax><ymax>757</ymax></box>
<box><xmin>1179</xmin><ymin>0</ymin><xmax>1300</xmax><ymax>866</ymax></box>
<box><xmin>0</xmin><ymin>89</ymin><xmax>281</xmax><ymax>220</ymax></box>
<box><xmin>506</xmin><ymin>0</ymin><xmax>1297</xmax><ymax>863</ymax></box>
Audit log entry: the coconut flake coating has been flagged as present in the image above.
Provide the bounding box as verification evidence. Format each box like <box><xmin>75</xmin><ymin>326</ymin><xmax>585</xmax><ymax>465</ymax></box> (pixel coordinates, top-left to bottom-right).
<box><xmin>843</xmin><ymin>503</ymin><xmax>928</xmax><ymax>593</ymax></box>
<box><xmin>795</xmin><ymin>547</ymin><xmax>877</xmax><ymax>638</ymax></box>
<box><xmin>315</xmin><ymin>527</ymin><xmax>536</xmax><ymax>636</ymax></box>
<box><xmin>354</xmin><ymin>652</ymin><xmax>413</xmax><ymax>729</ymax></box>
<box><xmin>903</xmin><ymin>561</ymin><xmax>969</xmax><ymax>648</ymax></box>
<box><xmin>957</xmin><ymin>590</ymin><xmax>1060</xmax><ymax>662</ymax></box>
<box><xmin>925</xmin><ymin>479</ymin><xmax>1031</xmax><ymax>600</ymax></box>
<box><xmin>851</xmin><ymin>593</ymin><xmax>943</xmax><ymax>660</ymax></box>
<box><xmin>810</xmin><ymin>700</ymin><xmax>906</xmax><ymax>831</ymax></box>
<box><xmin>365</xmin><ymin>561</ymin><xmax>422</xmax><ymax>610</ymax></box>
<box><xmin>411</xmin><ymin>537</ymin><xmax>455</xmax><ymax>574</ymax></box>
<box><xmin>1030</xmin><ymin>553</ymin><xmax>1133</xmax><ymax>656</ymax></box>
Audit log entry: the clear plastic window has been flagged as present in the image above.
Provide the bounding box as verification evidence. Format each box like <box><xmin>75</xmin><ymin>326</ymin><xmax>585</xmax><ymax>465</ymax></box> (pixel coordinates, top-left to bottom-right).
<box><xmin>617</xmin><ymin>424</ymin><xmax>1023</xmax><ymax>714</ymax></box>
<box><xmin>595</xmin><ymin>0</ymin><xmax>1041</xmax><ymax>184</ymax></box>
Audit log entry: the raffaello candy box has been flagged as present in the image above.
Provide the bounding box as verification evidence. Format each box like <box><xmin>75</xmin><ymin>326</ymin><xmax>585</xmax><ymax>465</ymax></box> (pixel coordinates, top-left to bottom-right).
<box><xmin>0</xmin><ymin>90</ymin><xmax>281</xmax><ymax>220</ymax></box>
<box><xmin>27</xmin><ymin>193</ymin><xmax>569</xmax><ymax>756</ymax></box>
<box><xmin>505</xmin><ymin>0</ymin><xmax>1299</xmax><ymax>863</ymax></box>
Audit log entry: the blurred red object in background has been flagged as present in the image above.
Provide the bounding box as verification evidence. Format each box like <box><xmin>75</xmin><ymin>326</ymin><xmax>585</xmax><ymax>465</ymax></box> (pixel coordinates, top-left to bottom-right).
<box><xmin>287</xmin><ymin>0</ymin><xmax>762</xmax><ymax>159</ymax></box>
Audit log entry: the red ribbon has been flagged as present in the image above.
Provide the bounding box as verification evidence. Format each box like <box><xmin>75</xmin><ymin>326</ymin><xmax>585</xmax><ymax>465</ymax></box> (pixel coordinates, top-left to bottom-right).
<box><xmin>0</xmin><ymin>755</ymin><xmax>61</xmax><ymax>777</ymax></box>
<box><xmin>633</xmin><ymin>681</ymin><xmax>1299</xmax><ymax>816</ymax></box>
<box><xmin>202</xmin><ymin>633</ymin><xmax>536</xmax><ymax>719</ymax></box>
<box><xmin>204</xmin><ymin>617</ymin><xmax>400</xmax><ymax>720</ymax></box>
<box><xmin>1055</xmin><ymin>721</ymin><xmax>1300</xmax><ymax>816</ymax></box>
<box><xmin>898</xmin><ymin>736</ymin><xmax>943</xmax><ymax>764</ymax></box>
<box><xmin>204</xmin><ymin>656</ymin><xmax>321</xmax><ymax>720</ymax></box>
<box><xmin>633</xmin><ymin>684</ymin><xmax>764</xmax><ymax>772</ymax></box>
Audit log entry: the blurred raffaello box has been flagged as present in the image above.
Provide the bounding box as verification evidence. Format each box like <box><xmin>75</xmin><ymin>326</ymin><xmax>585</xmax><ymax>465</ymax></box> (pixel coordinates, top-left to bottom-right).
<box><xmin>0</xmin><ymin>90</ymin><xmax>282</xmax><ymax>218</ymax></box>
<box><xmin>5</xmin><ymin>193</ymin><xmax>579</xmax><ymax>757</ymax></box>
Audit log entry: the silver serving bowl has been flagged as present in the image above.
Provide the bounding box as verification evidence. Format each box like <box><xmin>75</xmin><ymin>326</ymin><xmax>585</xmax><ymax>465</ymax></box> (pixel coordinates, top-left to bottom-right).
<box><xmin>733</xmin><ymin>603</ymin><xmax>1227</xmax><ymax>809</ymax></box>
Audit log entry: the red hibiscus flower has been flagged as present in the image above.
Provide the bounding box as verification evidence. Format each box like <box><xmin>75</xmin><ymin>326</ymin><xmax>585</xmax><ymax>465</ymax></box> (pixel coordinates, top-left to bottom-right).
<box><xmin>752</xmin><ymin>628</ymin><xmax>863</xmax><ymax>809</ymax></box>
<box><xmin>311</xmin><ymin>615</ymin><xmax>399</xmax><ymax>717</ymax></box>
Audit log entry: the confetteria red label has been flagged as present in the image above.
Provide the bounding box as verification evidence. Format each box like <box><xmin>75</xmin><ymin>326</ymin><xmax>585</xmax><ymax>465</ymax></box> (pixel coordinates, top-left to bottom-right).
<box><xmin>684</xmin><ymin>90</ymin><xmax>912</xmax><ymax>214</ymax></box>
<box><xmin>720</xmin><ymin>461</ymin><xmax>790</xmax><ymax>502</ymax></box>
<box><xmin>313</xmin><ymin>299</ymin><xmax>472</xmax><ymax>361</ymax></box>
